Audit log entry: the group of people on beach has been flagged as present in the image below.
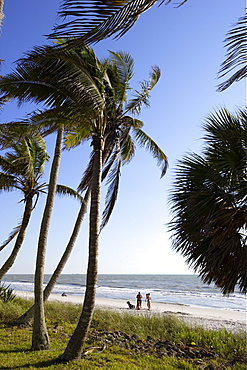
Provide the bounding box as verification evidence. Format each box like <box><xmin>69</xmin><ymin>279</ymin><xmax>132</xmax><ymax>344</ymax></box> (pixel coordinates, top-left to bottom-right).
<box><xmin>127</xmin><ymin>292</ymin><xmax>151</xmax><ymax>310</ymax></box>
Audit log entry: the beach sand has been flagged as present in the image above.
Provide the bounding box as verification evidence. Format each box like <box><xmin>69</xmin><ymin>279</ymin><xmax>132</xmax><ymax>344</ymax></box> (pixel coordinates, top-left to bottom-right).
<box><xmin>16</xmin><ymin>290</ymin><xmax>246</xmax><ymax>333</ymax></box>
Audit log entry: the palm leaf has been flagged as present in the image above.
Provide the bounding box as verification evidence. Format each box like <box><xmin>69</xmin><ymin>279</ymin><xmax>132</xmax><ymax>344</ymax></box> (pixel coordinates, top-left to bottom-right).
<box><xmin>0</xmin><ymin>44</ymin><xmax>106</xmax><ymax>115</ymax></box>
<box><xmin>49</xmin><ymin>0</ymin><xmax>187</xmax><ymax>45</ymax></box>
<box><xmin>168</xmin><ymin>108</ymin><xmax>247</xmax><ymax>294</ymax></box>
<box><xmin>132</xmin><ymin>127</ymin><xmax>168</xmax><ymax>177</ymax></box>
<box><xmin>0</xmin><ymin>224</ymin><xmax>22</xmax><ymax>251</ymax></box>
<box><xmin>56</xmin><ymin>184</ymin><xmax>85</xmax><ymax>203</ymax></box>
<box><xmin>217</xmin><ymin>12</ymin><xmax>247</xmax><ymax>91</ymax></box>
<box><xmin>125</xmin><ymin>66</ymin><xmax>161</xmax><ymax>115</ymax></box>
<box><xmin>100</xmin><ymin>148</ymin><xmax>122</xmax><ymax>230</ymax></box>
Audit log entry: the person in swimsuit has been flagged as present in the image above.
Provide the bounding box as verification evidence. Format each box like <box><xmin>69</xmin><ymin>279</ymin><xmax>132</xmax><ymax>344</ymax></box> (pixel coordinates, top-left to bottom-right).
<box><xmin>146</xmin><ymin>293</ymin><xmax>151</xmax><ymax>310</ymax></box>
<box><xmin>136</xmin><ymin>292</ymin><xmax>142</xmax><ymax>310</ymax></box>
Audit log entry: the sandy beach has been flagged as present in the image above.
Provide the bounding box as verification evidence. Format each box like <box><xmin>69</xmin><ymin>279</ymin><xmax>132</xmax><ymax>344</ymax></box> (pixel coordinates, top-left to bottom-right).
<box><xmin>16</xmin><ymin>291</ymin><xmax>246</xmax><ymax>333</ymax></box>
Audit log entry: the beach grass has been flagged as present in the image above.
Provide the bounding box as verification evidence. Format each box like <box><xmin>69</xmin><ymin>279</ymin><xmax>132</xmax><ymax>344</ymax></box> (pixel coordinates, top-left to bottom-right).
<box><xmin>0</xmin><ymin>298</ymin><xmax>246</xmax><ymax>369</ymax></box>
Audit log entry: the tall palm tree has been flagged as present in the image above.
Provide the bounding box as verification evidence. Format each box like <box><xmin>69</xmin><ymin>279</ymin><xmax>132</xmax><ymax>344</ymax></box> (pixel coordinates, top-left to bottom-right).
<box><xmin>0</xmin><ymin>44</ymin><xmax>167</xmax><ymax>355</ymax></box>
<box><xmin>0</xmin><ymin>131</ymin><xmax>49</xmax><ymax>280</ymax></box>
<box><xmin>60</xmin><ymin>50</ymin><xmax>167</xmax><ymax>362</ymax></box>
<box><xmin>0</xmin><ymin>44</ymin><xmax>105</xmax><ymax>350</ymax></box>
<box><xmin>49</xmin><ymin>0</ymin><xmax>187</xmax><ymax>45</ymax></box>
<box><xmin>13</xmin><ymin>187</ymin><xmax>91</xmax><ymax>327</ymax></box>
<box><xmin>168</xmin><ymin>108</ymin><xmax>247</xmax><ymax>294</ymax></box>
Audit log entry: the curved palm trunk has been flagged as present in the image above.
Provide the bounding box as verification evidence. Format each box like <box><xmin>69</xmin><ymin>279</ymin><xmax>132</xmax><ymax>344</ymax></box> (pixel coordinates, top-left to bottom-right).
<box><xmin>14</xmin><ymin>188</ymin><xmax>91</xmax><ymax>327</ymax></box>
<box><xmin>0</xmin><ymin>0</ymin><xmax>4</xmax><ymax>28</ymax></box>
<box><xmin>31</xmin><ymin>127</ymin><xmax>64</xmax><ymax>351</ymax></box>
<box><xmin>0</xmin><ymin>196</ymin><xmax>33</xmax><ymax>281</ymax></box>
<box><xmin>60</xmin><ymin>136</ymin><xmax>103</xmax><ymax>362</ymax></box>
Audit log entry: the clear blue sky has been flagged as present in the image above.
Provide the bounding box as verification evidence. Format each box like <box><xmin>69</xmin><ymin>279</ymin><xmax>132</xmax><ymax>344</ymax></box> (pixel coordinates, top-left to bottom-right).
<box><xmin>0</xmin><ymin>0</ymin><xmax>245</xmax><ymax>275</ymax></box>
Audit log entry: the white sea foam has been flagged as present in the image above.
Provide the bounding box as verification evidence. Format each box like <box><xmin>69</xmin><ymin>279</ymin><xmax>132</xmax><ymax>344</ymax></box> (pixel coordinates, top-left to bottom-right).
<box><xmin>3</xmin><ymin>274</ymin><xmax>246</xmax><ymax>312</ymax></box>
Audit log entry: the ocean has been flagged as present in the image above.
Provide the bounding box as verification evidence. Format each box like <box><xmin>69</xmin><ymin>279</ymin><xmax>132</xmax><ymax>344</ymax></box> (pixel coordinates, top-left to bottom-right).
<box><xmin>3</xmin><ymin>274</ymin><xmax>246</xmax><ymax>312</ymax></box>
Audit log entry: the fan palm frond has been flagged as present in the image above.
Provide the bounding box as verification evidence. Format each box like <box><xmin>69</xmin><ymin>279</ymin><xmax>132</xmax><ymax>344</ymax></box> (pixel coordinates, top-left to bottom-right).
<box><xmin>169</xmin><ymin>108</ymin><xmax>247</xmax><ymax>294</ymax></box>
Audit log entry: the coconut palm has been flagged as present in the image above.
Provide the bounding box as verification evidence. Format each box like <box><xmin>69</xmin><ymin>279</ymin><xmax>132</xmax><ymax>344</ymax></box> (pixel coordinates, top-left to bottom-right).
<box><xmin>0</xmin><ymin>44</ymin><xmax>105</xmax><ymax>350</ymax></box>
<box><xmin>13</xmin><ymin>187</ymin><xmax>91</xmax><ymax>327</ymax></box>
<box><xmin>60</xmin><ymin>50</ymin><xmax>167</xmax><ymax>362</ymax></box>
<box><xmin>0</xmin><ymin>44</ymin><xmax>167</xmax><ymax>355</ymax></box>
<box><xmin>49</xmin><ymin>0</ymin><xmax>187</xmax><ymax>45</ymax></box>
<box><xmin>168</xmin><ymin>108</ymin><xmax>247</xmax><ymax>295</ymax></box>
<box><xmin>0</xmin><ymin>130</ymin><xmax>49</xmax><ymax>280</ymax></box>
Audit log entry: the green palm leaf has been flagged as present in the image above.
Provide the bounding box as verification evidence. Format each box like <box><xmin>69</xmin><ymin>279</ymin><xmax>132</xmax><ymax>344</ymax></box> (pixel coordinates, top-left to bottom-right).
<box><xmin>49</xmin><ymin>0</ymin><xmax>187</xmax><ymax>45</ymax></box>
<box><xmin>56</xmin><ymin>184</ymin><xmax>85</xmax><ymax>203</ymax></box>
<box><xmin>217</xmin><ymin>12</ymin><xmax>247</xmax><ymax>91</ymax></box>
<box><xmin>0</xmin><ymin>224</ymin><xmax>22</xmax><ymax>251</ymax></box>
<box><xmin>125</xmin><ymin>66</ymin><xmax>161</xmax><ymax>115</ymax></box>
<box><xmin>168</xmin><ymin>107</ymin><xmax>247</xmax><ymax>294</ymax></box>
<box><xmin>132</xmin><ymin>127</ymin><xmax>168</xmax><ymax>177</ymax></box>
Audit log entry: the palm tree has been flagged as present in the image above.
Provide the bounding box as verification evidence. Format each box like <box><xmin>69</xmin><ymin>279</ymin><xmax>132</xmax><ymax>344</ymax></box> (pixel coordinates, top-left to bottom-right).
<box><xmin>13</xmin><ymin>187</ymin><xmax>90</xmax><ymax>327</ymax></box>
<box><xmin>49</xmin><ymin>0</ymin><xmax>187</xmax><ymax>45</ymax></box>
<box><xmin>0</xmin><ymin>44</ymin><xmax>105</xmax><ymax>350</ymax></box>
<box><xmin>60</xmin><ymin>50</ymin><xmax>167</xmax><ymax>362</ymax></box>
<box><xmin>168</xmin><ymin>108</ymin><xmax>247</xmax><ymax>295</ymax></box>
<box><xmin>0</xmin><ymin>44</ymin><xmax>167</xmax><ymax>355</ymax></box>
<box><xmin>217</xmin><ymin>12</ymin><xmax>247</xmax><ymax>91</ymax></box>
<box><xmin>0</xmin><ymin>130</ymin><xmax>49</xmax><ymax>281</ymax></box>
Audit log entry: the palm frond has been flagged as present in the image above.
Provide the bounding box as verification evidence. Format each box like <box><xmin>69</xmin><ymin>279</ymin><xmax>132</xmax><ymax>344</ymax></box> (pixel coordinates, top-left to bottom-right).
<box><xmin>217</xmin><ymin>12</ymin><xmax>247</xmax><ymax>91</ymax></box>
<box><xmin>77</xmin><ymin>152</ymin><xmax>95</xmax><ymax>192</ymax></box>
<box><xmin>100</xmin><ymin>149</ymin><xmax>122</xmax><ymax>230</ymax></box>
<box><xmin>168</xmin><ymin>108</ymin><xmax>247</xmax><ymax>294</ymax></box>
<box><xmin>56</xmin><ymin>184</ymin><xmax>85</xmax><ymax>203</ymax></box>
<box><xmin>50</xmin><ymin>0</ymin><xmax>159</xmax><ymax>44</ymax></box>
<box><xmin>120</xmin><ymin>130</ymin><xmax>136</xmax><ymax>163</ymax></box>
<box><xmin>125</xmin><ymin>66</ymin><xmax>161</xmax><ymax>115</ymax></box>
<box><xmin>0</xmin><ymin>44</ymin><xmax>106</xmax><ymax>115</ymax></box>
<box><xmin>0</xmin><ymin>224</ymin><xmax>22</xmax><ymax>251</ymax></box>
<box><xmin>132</xmin><ymin>127</ymin><xmax>168</xmax><ymax>177</ymax></box>
<box><xmin>107</xmin><ymin>51</ymin><xmax>134</xmax><ymax>105</ymax></box>
<box><xmin>49</xmin><ymin>0</ymin><xmax>188</xmax><ymax>45</ymax></box>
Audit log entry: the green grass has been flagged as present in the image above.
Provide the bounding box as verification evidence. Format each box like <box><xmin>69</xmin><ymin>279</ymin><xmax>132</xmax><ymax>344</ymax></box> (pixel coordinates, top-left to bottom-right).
<box><xmin>0</xmin><ymin>298</ymin><xmax>246</xmax><ymax>369</ymax></box>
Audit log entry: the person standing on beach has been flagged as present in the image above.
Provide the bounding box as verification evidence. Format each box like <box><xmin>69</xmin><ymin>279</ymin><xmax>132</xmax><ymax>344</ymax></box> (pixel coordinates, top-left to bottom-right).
<box><xmin>136</xmin><ymin>292</ymin><xmax>142</xmax><ymax>310</ymax></box>
<box><xmin>146</xmin><ymin>293</ymin><xmax>151</xmax><ymax>310</ymax></box>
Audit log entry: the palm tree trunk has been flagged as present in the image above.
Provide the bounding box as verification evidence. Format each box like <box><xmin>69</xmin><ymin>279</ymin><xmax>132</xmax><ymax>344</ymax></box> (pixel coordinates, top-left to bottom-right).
<box><xmin>31</xmin><ymin>127</ymin><xmax>64</xmax><ymax>351</ymax></box>
<box><xmin>0</xmin><ymin>196</ymin><xmax>33</xmax><ymax>281</ymax></box>
<box><xmin>0</xmin><ymin>0</ymin><xmax>4</xmax><ymax>28</ymax></box>
<box><xmin>60</xmin><ymin>135</ymin><xmax>103</xmax><ymax>362</ymax></box>
<box><xmin>14</xmin><ymin>187</ymin><xmax>91</xmax><ymax>327</ymax></box>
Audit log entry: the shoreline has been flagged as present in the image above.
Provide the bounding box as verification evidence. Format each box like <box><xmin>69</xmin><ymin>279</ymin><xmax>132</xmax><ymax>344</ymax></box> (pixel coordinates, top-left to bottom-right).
<box><xmin>15</xmin><ymin>291</ymin><xmax>246</xmax><ymax>333</ymax></box>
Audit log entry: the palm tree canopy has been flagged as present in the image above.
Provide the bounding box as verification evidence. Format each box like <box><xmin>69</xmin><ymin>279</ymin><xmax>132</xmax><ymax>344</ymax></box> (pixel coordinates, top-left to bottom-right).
<box><xmin>0</xmin><ymin>44</ymin><xmax>107</xmax><ymax>120</ymax></box>
<box><xmin>168</xmin><ymin>108</ymin><xmax>247</xmax><ymax>295</ymax></box>
<box><xmin>0</xmin><ymin>133</ymin><xmax>48</xmax><ymax>199</ymax></box>
<box><xmin>61</xmin><ymin>48</ymin><xmax>167</xmax><ymax>229</ymax></box>
<box><xmin>217</xmin><ymin>12</ymin><xmax>247</xmax><ymax>91</ymax></box>
<box><xmin>0</xmin><ymin>43</ymin><xmax>167</xmax><ymax>232</ymax></box>
<box><xmin>49</xmin><ymin>0</ymin><xmax>188</xmax><ymax>45</ymax></box>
